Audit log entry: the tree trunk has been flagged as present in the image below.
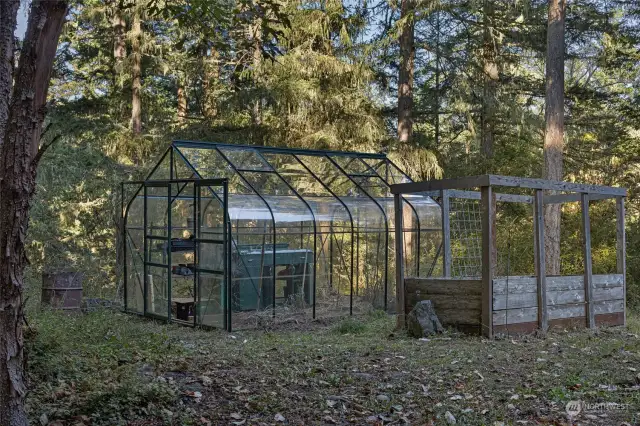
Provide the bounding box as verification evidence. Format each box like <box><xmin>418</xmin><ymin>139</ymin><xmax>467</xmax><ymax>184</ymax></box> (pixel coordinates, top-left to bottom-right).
<box><xmin>434</xmin><ymin>10</ymin><xmax>440</xmax><ymax>146</ymax></box>
<box><xmin>112</xmin><ymin>1</ymin><xmax>126</xmax><ymax>69</ymax></box>
<box><xmin>250</xmin><ymin>18</ymin><xmax>264</xmax><ymax>145</ymax></box>
<box><xmin>131</xmin><ymin>10</ymin><xmax>142</xmax><ymax>135</ymax></box>
<box><xmin>177</xmin><ymin>76</ymin><xmax>187</xmax><ymax>123</ymax></box>
<box><xmin>543</xmin><ymin>0</ymin><xmax>566</xmax><ymax>275</ymax></box>
<box><xmin>0</xmin><ymin>2</ymin><xmax>68</xmax><ymax>424</ymax></box>
<box><xmin>0</xmin><ymin>0</ymin><xmax>20</xmax><ymax>143</ymax></box>
<box><xmin>481</xmin><ymin>0</ymin><xmax>498</xmax><ymax>159</ymax></box>
<box><xmin>202</xmin><ymin>47</ymin><xmax>219</xmax><ymax>119</ymax></box>
<box><xmin>397</xmin><ymin>0</ymin><xmax>415</xmax><ymax>144</ymax></box>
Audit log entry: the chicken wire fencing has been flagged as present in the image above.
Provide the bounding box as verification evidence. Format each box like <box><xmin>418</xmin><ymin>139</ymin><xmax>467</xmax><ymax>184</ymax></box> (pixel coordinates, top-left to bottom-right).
<box><xmin>438</xmin><ymin>196</ymin><xmax>536</xmax><ymax>279</ymax></box>
<box><xmin>121</xmin><ymin>141</ymin><xmax>443</xmax><ymax>331</ymax></box>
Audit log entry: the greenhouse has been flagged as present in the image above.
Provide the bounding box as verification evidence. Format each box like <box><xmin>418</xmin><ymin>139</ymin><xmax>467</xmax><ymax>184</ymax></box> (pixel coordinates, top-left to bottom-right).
<box><xmin>121</xmin><ymin>141</ymin><xmax>442</xmax><ymax>331</ymax></box>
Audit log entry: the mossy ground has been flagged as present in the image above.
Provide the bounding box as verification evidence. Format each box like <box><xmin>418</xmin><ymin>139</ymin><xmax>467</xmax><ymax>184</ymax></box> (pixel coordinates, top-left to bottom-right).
<box><xmin>26</xmin><ymin>309</ymin><xmax>640</xmax><ymax>425</ymax></box>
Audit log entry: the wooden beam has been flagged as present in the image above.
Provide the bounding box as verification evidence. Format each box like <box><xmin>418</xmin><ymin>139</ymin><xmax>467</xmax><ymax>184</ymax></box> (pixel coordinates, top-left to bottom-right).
<box><xmin>487</xmin><ymin>175</ymin><xmax>626</xmax><ymax>196</ymax></box>
<box><xmin>544</xmin><ymin>193</ymin><xmax>617</xmax><ymax>204</ymax></box>
<box><xmin>581</xmin><ymin>193</ymin><xmax>595</xmax><ymax>328</ymax></box>
<box><xmin>534</xmin><ymin>189</ymin><xmax>548</xmax><ymax>331</ymax></box>
<box><xmin>416</xmin><ymin>189</ymin><xmax>532</xmax><ymax>204</ymax></box>
<box><xmin>616</xmin><ymin>196</ymin><xmax>626</xmax><ymax>327</ymax></box>
<box><xmin>394</xmin><ymin>193</ymin><xmax>406</xmax><ymax>329</ymax></box>
<box><xmin>496</xmin><ymin>193</ymin><xmax>533</xmax><ymax>204</ymax></box>
<box><xmin>440</xmin><ymin>189</ymin><xmax>451</xmax><ymax>277</ymax></box>
<box><xmin>392</xmin><ymin>175</ymin><xmax>625</xmax><ymax>197</ymax></box>
<box><xmin>390</xmin><ymin>175</ymin><xmax>491</xmax><ymax>194</ymax></box>
<box><xmin>481</xmin><ymin>186</ymin><xmax>495</xmax><ymax>338</ymax></box>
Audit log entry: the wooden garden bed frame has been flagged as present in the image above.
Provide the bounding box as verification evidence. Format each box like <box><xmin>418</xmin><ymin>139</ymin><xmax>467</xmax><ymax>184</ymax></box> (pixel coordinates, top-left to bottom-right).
<box><xmin>391</xmin><ymin>175</ymin><xmax>627</xmax><ymax>338</ymax></box>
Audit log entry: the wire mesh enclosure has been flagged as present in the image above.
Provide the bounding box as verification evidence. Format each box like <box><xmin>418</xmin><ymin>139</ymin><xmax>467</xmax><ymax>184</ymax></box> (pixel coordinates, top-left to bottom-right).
<box><xmin>121</xmin><ymin>141</ymin><xmax>442</xmax><ymax>330</ymax></box>
<box><xmin>393</xmin><ymin>176</ymin><xmax>627</xmax><ymax>338</ymax></box>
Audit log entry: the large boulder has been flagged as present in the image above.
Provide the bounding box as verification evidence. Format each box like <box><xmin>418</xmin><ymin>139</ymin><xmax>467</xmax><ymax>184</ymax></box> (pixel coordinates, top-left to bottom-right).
<box><xmin>406</xmin><ymin>300</ymin><xmax>443</xmax><ymax>338</ymax></box>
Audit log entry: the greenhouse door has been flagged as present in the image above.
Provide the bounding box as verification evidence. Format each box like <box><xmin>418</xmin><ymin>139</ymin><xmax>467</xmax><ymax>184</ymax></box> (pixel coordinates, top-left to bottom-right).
<box><xmin>193</xmin><ymin>180</ymin><xmax>230</xmax><ymax>330</ymax></box>
<box><xmin>142</xmin><ymin>179</ymin><xmax>230</xmax><ymax>329</ymax></box>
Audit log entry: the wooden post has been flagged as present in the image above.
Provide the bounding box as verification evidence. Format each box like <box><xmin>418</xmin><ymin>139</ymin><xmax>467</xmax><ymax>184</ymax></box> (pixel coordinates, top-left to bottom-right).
<box><xmin>581</xmin><ymin>193</ymin><xmax>595</xmax><ymax>328</ymax></box>
<box><xmin>440</xmin><ymin>189</ymin><xmax>451</xmax><ymax>277</ymax></box>
<box><xmin>394</xmin><ymin>193</ymin><xmax>406</xmax><ymax>328</ymax></box>
<box><xmin>616</xmin><ymin>196</ymin><xmax>626</xmax><ymax>326</ymax></box>
<box><xmin>534</xmin><ymin>189</ymin><xmax>548</xmax><ymax>331</ymax></box>
<box><xmin>481</xmin><ymin>186</ymin><xmax>495</xmax><ymax>338</ymax></box>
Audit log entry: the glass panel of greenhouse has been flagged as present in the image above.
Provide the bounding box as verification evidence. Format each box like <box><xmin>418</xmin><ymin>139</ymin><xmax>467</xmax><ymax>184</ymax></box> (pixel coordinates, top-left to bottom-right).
<box><xmin>122</xmin><ymin>141</ymin><xmax>442</xmax><ymax>330</ymax></box>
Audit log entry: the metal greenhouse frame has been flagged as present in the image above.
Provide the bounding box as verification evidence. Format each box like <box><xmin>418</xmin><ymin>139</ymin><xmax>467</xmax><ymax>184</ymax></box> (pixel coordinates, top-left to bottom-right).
<box><xmin>121</xmin><ymin>141</ymin><xmax>442</xmax><ymax>331</ymax></box>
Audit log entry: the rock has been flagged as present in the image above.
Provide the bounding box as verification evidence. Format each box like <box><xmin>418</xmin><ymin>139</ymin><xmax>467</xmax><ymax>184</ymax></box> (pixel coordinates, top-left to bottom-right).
<box><xmin>406</xmin><ymin>300</ymin><xmax>443</xmax><ymax>338</ymax></box>
<box><xmin>376</xmin><ymin>394</ymin><xmax>390</xmax><ymax>402</ymax></box>
<box><xmin>274</xmin><ymin>413</ymin><xmax>285</xmax><ymax>422</ymax></box>
<box><xmin>445</xmin><ymin>410</ymin><xmax>456</xmax><ymax>424</ymax></box>
<box><xmin>39</xmin><ymin>413</ymin><xmax>48</xmax><ymax>426</ymax></box>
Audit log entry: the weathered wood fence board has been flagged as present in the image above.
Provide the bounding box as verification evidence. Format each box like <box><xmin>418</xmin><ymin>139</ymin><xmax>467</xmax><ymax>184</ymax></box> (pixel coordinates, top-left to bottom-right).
<box><xmin>404</xmin><ymin>277</ymin><xmax>482</xmax><ymax>326</ymax></box>
<box><xmin>405</xmin><ymin>278</ymin><xmax>483</xmax><ymax>295</ymax></box>
<box><xmin>492</xmin><ymin>274</ymin><xmax>624</xmax><ymax>326</ymax></box>
<box><xmin>493</xmin><ymin>300</ymin><xmax>624</xmax><ymax>325</ymax></box>
<box><xmin>405</xmin><ymin>275</ymin><xmax>623</xmax><ymax>331</ymax></box>
<box><xmin>492</xmin><ymin>274</ymin><xmax>623</xmax><ymax>295</ymax></box>
<box><xmin>492</xmin><ymin>274</ymin><xmax>623</xmax><ymax>310</ymax></box>
<box><xmin>493</xmin><ymin>287</ymin><xmax>623</xmax><ymax>310</ymax></box>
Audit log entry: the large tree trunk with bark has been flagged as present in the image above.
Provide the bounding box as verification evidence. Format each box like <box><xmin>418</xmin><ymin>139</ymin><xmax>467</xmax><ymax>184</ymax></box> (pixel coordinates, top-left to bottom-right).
<box><xmin>0</xmin><ymin>2</ymin><xmax>68</xmax><ymax>424</ymax></box>
<box><xmin>250</xmin><ymin>18</ymin><xmax>263</xmax><ymax>145</ymax></box>
<box><xmin>481</xmin><ymin>0</ymin><xmax>498</xmax><ymax>159</ymax></box>
<box><xmin>177</xmin><ymin>76</ymin><xmax>187</xmax><ymax>123</ymax></box>
<box><xmin>543</xmin><ymin>0</ymin><xmax>566</xmax><ymax>275</ymax></box>
<box><xmin>0</xmin><ymin>0</ymin><xmax>20</xmax><ymax>142</ymax></box>
<box><xmin>131</xmin><ymin>9</ymin><xmax>142</xmax><ymax>135</ymax></box>
<box><xmin>397</xmin><ymin>0</ymin><xmax>415</xmax><ymax>144</ymax></box>
<box><xmin>111</xmin><ymin>1</ymin><xmax>126</xmax><ymax>69</ymax></box>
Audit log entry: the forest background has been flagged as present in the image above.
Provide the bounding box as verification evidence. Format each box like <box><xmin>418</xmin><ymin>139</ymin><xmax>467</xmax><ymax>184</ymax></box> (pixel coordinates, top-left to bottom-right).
<box><xmin>24</xmin><ymin>0</ymin><xmax>640</xmax><ymax>307</ymax></box>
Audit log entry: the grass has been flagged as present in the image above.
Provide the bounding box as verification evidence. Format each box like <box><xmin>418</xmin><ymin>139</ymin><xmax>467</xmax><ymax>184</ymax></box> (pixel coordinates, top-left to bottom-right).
<box><xmin>25</xmin><ymin>309</ymin><xmax>640</xmax><ymax>425</ymax></box>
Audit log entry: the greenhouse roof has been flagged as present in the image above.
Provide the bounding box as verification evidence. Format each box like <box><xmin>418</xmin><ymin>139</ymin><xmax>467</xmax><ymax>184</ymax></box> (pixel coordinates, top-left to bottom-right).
<box><xmin>140</xmin><ymin>140</ymin><xmax>441</xmax><ymax>228</ymax></box>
